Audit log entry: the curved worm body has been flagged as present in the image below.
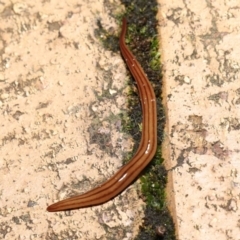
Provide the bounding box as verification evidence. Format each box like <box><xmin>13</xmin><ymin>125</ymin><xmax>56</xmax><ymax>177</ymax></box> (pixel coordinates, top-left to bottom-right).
<box><xmin>47</xmin><ymin>18</ymin><xmax>157</xmax><ymax>212</ymax></box>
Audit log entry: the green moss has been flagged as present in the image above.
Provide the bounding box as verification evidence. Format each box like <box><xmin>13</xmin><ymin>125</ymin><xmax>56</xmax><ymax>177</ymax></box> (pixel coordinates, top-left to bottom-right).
<box><xmin>94</xmin><ymin>0</ymin><xmax>176</xmax><ymax>238</ymax></box>
<box><xmin>141</xmin><ymin>147</ymin><xmax>167</xmax><ymax>211</ymax></box>
<box><xmin>150</xmin><ymin>37</ymin><xmax>161</xmax><ymax>70</ymax></box>
<box><xmin>119</xmin><ymin>1</ymin><xmax>176</xmax><ymax>239</ymax></box>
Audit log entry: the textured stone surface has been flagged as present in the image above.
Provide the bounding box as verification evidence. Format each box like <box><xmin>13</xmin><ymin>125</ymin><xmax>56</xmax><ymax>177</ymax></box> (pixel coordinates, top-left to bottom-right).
<box><xmin>159</xmin><ymin>0</ymin><xmax>240</xmax><ymax>239</ymax></box>
<box><xmin>0</xmin><ymin>1</ymin><xmax>144</xmax><ymax>239</ymax></box>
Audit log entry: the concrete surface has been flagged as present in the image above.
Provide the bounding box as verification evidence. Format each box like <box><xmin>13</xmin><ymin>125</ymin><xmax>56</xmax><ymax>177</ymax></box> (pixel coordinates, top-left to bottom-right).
<box><xmin>159</xmin><ymin>0</ymin><xmax>240</xmax><ymax>239</ymax></box>
<box><xmin>0</xmin><ymin>1</ymin><xmax>145</xmax><ymax>239</ymax></box>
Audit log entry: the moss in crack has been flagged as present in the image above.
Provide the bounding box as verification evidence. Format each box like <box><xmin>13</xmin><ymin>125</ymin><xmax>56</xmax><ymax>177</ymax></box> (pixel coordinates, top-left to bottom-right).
<box><xmin>137</xmin><ymin>148</ymin><xmax>175</xmax><ymax>240</ymax></box>
<box><xmin>119</xmin><ymin>0</ymin><xmax>176</xmax><ymax>239</ymax></box>
<box><xmin>141</xmin><ymin>147</ymin><xmax>167</xmax><ymax>211</ymax></box>
<box><xmin>94</xmin><ymin>0</ymin><xmax>176</xmax><ymax>238</ymax></box>
<box><xmin>150</xmin><ymin>36</ymin><xmax>161</xmax><ymax>71</ymax></box>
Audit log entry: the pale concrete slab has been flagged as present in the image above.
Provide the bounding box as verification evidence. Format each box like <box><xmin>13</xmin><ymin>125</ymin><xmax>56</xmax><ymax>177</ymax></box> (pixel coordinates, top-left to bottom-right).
<box><xmin>0</xmin><ymin>1</ymin><xmax>145</xmax><ymax>239</ymax></box>
<box><xmin>159</xmin><ymin>0</ymin><xmax>240</xmax><ymax>239</ymax></box>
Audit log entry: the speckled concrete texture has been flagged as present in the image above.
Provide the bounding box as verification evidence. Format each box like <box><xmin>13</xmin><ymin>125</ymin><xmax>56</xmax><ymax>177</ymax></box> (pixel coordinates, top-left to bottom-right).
<box><xmin>0</xmin><ymin>1</ymin><xmax>145</xmax><ymax>239</ymax></box>
<box><xmin>159</xmin><ymin>0</ymin><xmax>240</xmax><ymax>239</ymax></box>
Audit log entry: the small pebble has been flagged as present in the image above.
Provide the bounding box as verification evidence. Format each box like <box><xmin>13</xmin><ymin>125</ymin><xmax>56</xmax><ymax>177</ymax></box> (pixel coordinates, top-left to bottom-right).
<box><xmin>13</xmin><ymin>2</ymin><xmax>27</xmax><ymax>14</ymax></box>
<box><xmin>109</xmin><ymin>89</ymin><xmax>117</xmax><ymax>95</ymax></box>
